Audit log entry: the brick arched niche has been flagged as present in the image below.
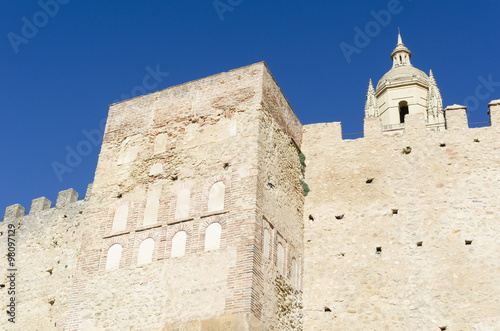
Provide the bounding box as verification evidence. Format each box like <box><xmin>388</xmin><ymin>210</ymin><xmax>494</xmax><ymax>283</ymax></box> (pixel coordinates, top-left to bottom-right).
<box><xmin>112</xmin><ymin>204</ymin><xmax>128</xmax><ymax>232</ymax></box>
<box><xmin>263</xmin><ymin>228</ymin><xmax>271</xmax><ymax>259</ymax></box>
<box><xmin>175</xmin><ymin>182</ymin><xmax>193</xmax><ymax>219</ymax></box>
<box><xmin>171</xmin><ymin>231</ymin><xmax>187</xmax><ymax>258</ymax></box>
<box><xmin>143</xmin><ymin>185</ymin><xmax>162</xmax><ymax>226</ymax></box>
<box><xmin>208</xmin><ymin>181</ymin><xmax>225</xmax><ymax>212</ymax></box>
<box><xmin>105</xmin><ymin>244</ymin><xmax>123</xmax><ymax>271</ymax></box>
<box><xmin>137</xmin><ymin>238</ymin><xmax>155</xmax><ymax>265</ymax></box>
<box><xmin>204</xmin><ymin>223</ymin><xmax>222</xmax><ymax>251</ymax></box>
<box><xmin>290</xmin><ymin>257</ymin><xmax>298</xmax><ymax>287</ymax></box>
<box><xmin>277</xmin><ymin>242</ymin><xmax>285</xmax><ymax>274</ymax></box>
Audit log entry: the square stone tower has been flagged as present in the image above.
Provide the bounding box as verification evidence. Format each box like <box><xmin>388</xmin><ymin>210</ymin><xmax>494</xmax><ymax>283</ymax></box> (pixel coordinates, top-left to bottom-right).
<box><xmin>64</xmin><ymin>62</ymin><xmax>304</xmax><ymax>330</ymax></box>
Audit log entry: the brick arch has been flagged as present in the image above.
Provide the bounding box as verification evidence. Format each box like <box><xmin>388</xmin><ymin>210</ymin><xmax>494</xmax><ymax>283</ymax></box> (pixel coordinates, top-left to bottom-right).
<box><xmin>200</xmin><ymin>216</ymin><xmax>227</xmax><ymax>230</ymax></box>
<box><xmin>104</xmin><ymin>236</ymin><xmax>128</xmax><ymax>249</ymax></box>
<box><xmin>135</xmin><ymin>230</ymin><xmax>161</xmax><ymax>244</ymax></box>
<box><xmin>173</xmin><ymin>181</ymin><xmax>194</xmax><ymax>195</ymax></box>
<box><xmin>204</xmin><ymin>175</ymin><xmax>229</xmax><ymax>190</ymax></box>
<box><xmin>166</xmin><ymin>222</ymin><xmax>193</xmax><ymax>240</ymax></box>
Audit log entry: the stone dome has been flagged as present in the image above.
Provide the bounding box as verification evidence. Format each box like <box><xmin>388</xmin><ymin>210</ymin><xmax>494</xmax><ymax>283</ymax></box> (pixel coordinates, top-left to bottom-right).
<box><xmin>376</xmin><ymin>65</ymin><xmax>429</xmax><ymax>92</ymax></box>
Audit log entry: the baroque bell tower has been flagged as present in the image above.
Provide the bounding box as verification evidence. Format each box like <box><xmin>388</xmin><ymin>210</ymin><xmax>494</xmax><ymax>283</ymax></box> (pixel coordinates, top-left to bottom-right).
<box><xmin>365</xmin><ymin>31</ymin><xmax>446</xmax><ymax>134</ymax></box>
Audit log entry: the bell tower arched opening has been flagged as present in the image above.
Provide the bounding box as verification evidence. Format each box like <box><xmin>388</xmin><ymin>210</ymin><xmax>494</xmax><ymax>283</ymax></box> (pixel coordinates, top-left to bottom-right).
<box><xmin>399</xmin><ymin>101</ymin><xmax>409</xmax><ymax>123</ymax></box>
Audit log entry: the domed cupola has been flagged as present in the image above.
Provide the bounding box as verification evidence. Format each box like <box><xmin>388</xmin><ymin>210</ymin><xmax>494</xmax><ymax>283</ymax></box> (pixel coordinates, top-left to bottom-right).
<box><xmin>365</xmin><ymin>31</ymin><xmax>445</xmax><ymax>134</ymax></box>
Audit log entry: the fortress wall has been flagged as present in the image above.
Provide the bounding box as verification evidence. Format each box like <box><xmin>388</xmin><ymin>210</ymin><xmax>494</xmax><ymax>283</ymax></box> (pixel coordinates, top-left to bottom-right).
<box><xmin>301</xmin><ymin>106</ymin><xmax>500</xmax><ymax>330</ymax></box>
<box><xmin>0</xmin><ymin>188</ymin><xmax>89</xmax><ymax>331</ymax></box>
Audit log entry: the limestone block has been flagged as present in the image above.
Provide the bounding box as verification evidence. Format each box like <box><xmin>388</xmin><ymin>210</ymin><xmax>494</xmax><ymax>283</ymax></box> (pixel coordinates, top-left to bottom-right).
<box><xmin>363</xmin><ymin>117</ymin><xmax>382</xmax><ymax>138</ymax></box>
<box><xmin>488</xmin><ymin>99</ymin><xmax>500</xmax><ymax>128</ymax></box>
<box><xmin>404</xmin><ymin>113</ymin><xmax>426</xmax><ymax>135</ymax></box>
<box><xmin>56</xmin><ymin>188</ymin><xmax>78</xmax><ymax>208</ymax></box>
<box><xmin>30</xmin><ymin>197</ymin><xmax>52</xmax><ymax>213</ymax></box>
<box><xmin>4</xmin><ymin>204</ymin><xmax>25</xmax><ymax>219</ymax></box>
<box><xmin>445</xmin><ymin>104</ymin><xmax>468</xmax><ymax>130</ymax></box>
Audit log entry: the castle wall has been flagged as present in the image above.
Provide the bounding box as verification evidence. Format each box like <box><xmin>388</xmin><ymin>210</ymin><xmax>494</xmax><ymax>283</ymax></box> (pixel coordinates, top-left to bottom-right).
<box><xmin>0</xmin><ymin>188</ymin><xmax>88</xmax><ymax>331</ymax></box>
<box><xmin>301</xmin><ymin>105</ymin><xmax>500</xmax><ymax>330</ymax></box>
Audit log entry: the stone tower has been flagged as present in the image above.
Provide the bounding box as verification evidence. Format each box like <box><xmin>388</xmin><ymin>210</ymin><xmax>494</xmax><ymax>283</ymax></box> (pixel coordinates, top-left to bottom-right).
<box><xmin>365</xmin><ymin>32</ymin><xmax>446</xmax><ymax>134</ymax></box>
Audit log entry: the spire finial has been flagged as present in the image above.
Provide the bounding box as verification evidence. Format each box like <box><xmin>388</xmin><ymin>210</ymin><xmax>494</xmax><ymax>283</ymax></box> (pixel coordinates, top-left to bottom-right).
<box><xmin>397</xmin><ymin>28</ymin><xmax>403</xmax><ymax>45</ymax></box>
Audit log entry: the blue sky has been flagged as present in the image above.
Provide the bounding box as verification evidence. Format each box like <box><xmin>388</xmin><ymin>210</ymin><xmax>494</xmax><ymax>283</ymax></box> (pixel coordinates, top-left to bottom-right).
<box><xmin>1</xmin><ymin>0</ymin><xmax>499</xmax><ymax>216</ymax></box>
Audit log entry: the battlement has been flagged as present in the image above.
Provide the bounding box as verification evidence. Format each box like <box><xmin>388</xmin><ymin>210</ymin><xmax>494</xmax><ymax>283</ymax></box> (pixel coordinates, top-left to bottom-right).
<box><xmin>3</xmin><ymin>184</ymin><xmax>93</xmax><ymax>220</ymax></box>
<box><xmin>308</xmin><ymin>100</ymin><xmax>499</xmax><ymax>143</ymax></box>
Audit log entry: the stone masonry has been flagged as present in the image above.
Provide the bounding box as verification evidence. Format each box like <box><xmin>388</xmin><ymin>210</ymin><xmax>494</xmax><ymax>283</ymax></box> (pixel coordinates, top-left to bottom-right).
<box><xmin>1</xmin><ymin>60</ymin><xmax>499</xmax><ymax>330</ymax></box>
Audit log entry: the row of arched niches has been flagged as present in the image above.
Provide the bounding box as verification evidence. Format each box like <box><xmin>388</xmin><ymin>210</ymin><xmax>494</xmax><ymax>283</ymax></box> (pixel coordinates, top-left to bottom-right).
<box><xmin>103</xmin><ymin>178</ymin><xmax>227</xmax><ymax>271</ymax></box>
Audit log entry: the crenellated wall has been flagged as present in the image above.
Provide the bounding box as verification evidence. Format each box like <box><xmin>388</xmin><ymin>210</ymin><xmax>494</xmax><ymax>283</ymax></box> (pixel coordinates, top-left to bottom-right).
<box><xmin>1</xmin><ymin>60</ymin><xmax>499</xmax><ymax>331</ymax></box>
<box><xmin>301</xmin><ymin>101</ymin><xmax>500</xmax><ymax>330</ymax></box>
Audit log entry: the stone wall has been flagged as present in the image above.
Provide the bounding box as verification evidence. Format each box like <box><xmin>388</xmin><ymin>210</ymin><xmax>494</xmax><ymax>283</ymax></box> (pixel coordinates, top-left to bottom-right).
<box><xmin>301</xmin><ymin>103</ymin><xmax>500</xmax><ymax>330</ymax></box>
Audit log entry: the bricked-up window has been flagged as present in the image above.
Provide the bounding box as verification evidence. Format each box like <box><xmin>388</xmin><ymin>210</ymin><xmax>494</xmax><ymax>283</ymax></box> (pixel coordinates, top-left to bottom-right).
<box><xmin>204</xmin><ymin>223</ymin><xmax>221</xmax><ymax>251</ymax></box>
<box><xmin>263</xmin><ymin>228</ymin><xmax>271</xmax><ymax>259</ymax></box>
<box><xmin>277</xmin><ymin>243</ymin><xmax>285</xmax><ymax>274</ymax></box>
<box><xmin>143</xmin><ymin>187</ymin><xmax>161</xmax><ymax>226</ymax></box>
<box><xmin>105</xmin><ymin>244</ymin><xmax>123</xmax><ymax>270</ymax></box>
<box><xmin>207</xmin><ymin>182</ymin><xmax>225</xmax><ymax>212</ymax></box>
<box><xmin>112</xmin><ymin>204</ymin><xmax>128</xmax><ymax>233</ymax></box>
<box><xmin>137</xmin><ymin>238</ymin><xmax>155</xmax><ymax>265</ymax></box>
<box><xmin>171</xmin><ymin>231</ymin><xmax>187</xmax><ymax>258</ymax></box>
<box><xmin>175</xmin><ymin>188</ymin><xmax>191</xmax><ymax>219</ymax></box>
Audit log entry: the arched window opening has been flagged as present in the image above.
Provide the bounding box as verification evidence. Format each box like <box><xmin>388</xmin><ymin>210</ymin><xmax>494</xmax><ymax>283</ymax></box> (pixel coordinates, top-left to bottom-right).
<box><xmin>263</xmin><ymin>228</ymin><xmax>270</xmax><ymax>259</ymax></box>
<box><xmin>208</xmin><ymin>181</ymin><xmax>225</xmax><ymax>212</ymax></box>
<box><xmin>112</xmin><ymin>204</ymin><xmax>128</xmax><ymax>233</ymax></box>
<box><xmin>105</xmin><ymin>244</ymin><xmax>122</xmax><ymax>271</ymax></box>
<box><xmin>399</xmin><ymin>101</ymin><xmax>409</xmax><ymax>123</ymax></box>
<box><xmin>204</xmin><ymin>223</ymin><xmax>221</xmax><ymax>251</ymax></box>
<box><xmin>137</xmin><ymin>238</ymin><xmax>155</xmax><ymax>265</ymax></box>
<box><xmin>277</xmin><ymin>243</ymin><xmax>284</xmax><ymax>274</ymax></box>
<box><xmin>175</xmin><ymin>188</ymin><xmax>191</xmax><ymax>219</ymax></box>
<box><xmin>171</xmin><ymin>231</ymin><xmax>187</xmax><ymax>258</ymax></box>
<box><xmin>399</xmin><ymin>55</ymin><xmax>402</xmax><ymax>64</ymax></box>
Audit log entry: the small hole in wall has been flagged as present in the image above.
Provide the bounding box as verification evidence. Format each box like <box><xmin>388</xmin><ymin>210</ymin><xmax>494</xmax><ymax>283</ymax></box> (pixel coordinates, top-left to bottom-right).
<box><xmin>440</xmin><ymin>143</ymin><xmax>446</xmax><ymax>147</ymax></box>
<box><xmin>170</xmin><ymin>175</ymin><xmax>178</xmax><ymax>181</ymax></box>
<box><xmin>416</xmin><ymin>241</ymin><xmax>423</xmax><ymax>247</ymax></box>
<box><xmin>474</xmin><ymin>138</ymin><xmax>480</xmax><ymax>143</ymax></box>
<box><xmin>335</xmin><ymin>214</ymin><xmax>344</xmax><ymax>220</ymax></box>
<box><xmin>0</xmin><ymin>284</ymin><xmax>5</xmax><ymax>288</ymax></box>
<box><xmin>366</xmin><ymin>178</ymin><xmax>374</xmax><ymax>184</ymax></box>
<box><xmin>392</xmin><ymin>209</ymin><xmax>398</xmax><ymax>215</ymax></box>
<box><xmin>223</xmin><ymin>163</ymin><xmax>230</xmax><ymax>170</ymax></box>
<box><xmin>465</xmin><ymin>240</ymin><xmax>473</xmax><ymax>245</ymax></box>
<box><xmin>439</xmin><ymin>326</ymin><xmax>447</xmax><ymax>330</ymax></box>
<box><xmin>376</xmin><ymin>247</ymin><xmax>382</xmax><ymax>254</ymax></box>
<box><xmin>116</xmin><ymin>193</ymin><xmax>122</xmax><ymax>199</ymax></box>
<box><xmin>48</xmin><ymin>299</ymin><xmax>55</xmax><ymax>305</ymax></box>
<box><xmin>308</xmin><ymin>215</ymin><xmax>314</xmax><ymax>221</ymax></box>
<box><xmin>268</xmin><ymin>182</ymin><xmax>275</xmax><ymax>188</ymax></box>
<box><xmin>324</xmin><ymin>307</ymin><xmax>331</xmax><ymax>312</ymax></box>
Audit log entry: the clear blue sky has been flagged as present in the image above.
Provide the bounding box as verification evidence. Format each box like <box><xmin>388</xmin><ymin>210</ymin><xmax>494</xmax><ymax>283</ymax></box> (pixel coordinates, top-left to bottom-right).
<box><xmin>1</xmin><ymin>1</ymin><xmax>499</xmax><ymax>216</ymax></box>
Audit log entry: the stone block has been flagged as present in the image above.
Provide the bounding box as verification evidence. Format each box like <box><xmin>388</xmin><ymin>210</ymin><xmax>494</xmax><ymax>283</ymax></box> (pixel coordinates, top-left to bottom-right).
<box><xmin>4</xmin><ymin>204</ymin><xmax>25</xmax><ymax>219</ymax></box>
<box><xmin>404</xmin><ymin>113</ymin><xmax>426</xmax><ymax>135</ymax></box>
<box><xmin>363</xmin><ymin>117</ymin><xmax>382</xmax><ymax>138</ymax></box>
<box><xmin>488</xmin><ymin>99</ymin><xmax>500</xmax><ymax>128</ymax></box>
<box><xmin>56</xmin><ymin>188</ymin><xmax>79</xmax><ymax>208</ymax></box>
<box><xmin>30</xmin><ymin>197</ymin><xmax>52</xmax><ymax>214</ymax></box>
<box><xmin>85</xmin><ymin>183</ymin><xmax>93</xmax><ymax>200</ymax></box>
<box><xmin>445</xmin><ymin>104</ymin><xmax>468</xmax><ymax>130</ymax></box>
